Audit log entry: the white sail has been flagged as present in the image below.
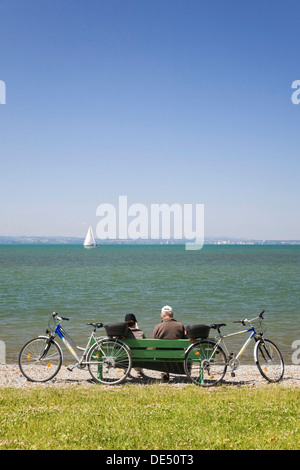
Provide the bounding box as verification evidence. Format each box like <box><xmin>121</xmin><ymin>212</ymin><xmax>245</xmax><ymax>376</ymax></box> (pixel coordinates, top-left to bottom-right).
<box><xmin>83</xmin><ymin>226</ymin><xmax>98</xmax><ymax>248</ymax></box>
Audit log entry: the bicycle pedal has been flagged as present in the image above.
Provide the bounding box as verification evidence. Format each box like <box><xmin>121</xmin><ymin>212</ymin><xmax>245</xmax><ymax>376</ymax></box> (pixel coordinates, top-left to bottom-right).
<box><xmin>231</xmin><ymin>372</ymin><xmax>235</xmax><ymax>377</ymax></box>
<box><xmin>67</xmin><ymin>366</ymin><xmax>74</xmax><ymax>372</ymax></box>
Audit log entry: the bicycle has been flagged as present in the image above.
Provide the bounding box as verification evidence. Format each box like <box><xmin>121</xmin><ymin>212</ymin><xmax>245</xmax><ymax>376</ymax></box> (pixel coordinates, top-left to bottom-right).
<box><xmin>18</xmin><ymin>312</ymin><xmax>132</xmax><ymax>385</ymax></box>
<box><xmin>184</xmin><ymin>310</ymin><xmax>284</xmax><ymax>387</ymax></box>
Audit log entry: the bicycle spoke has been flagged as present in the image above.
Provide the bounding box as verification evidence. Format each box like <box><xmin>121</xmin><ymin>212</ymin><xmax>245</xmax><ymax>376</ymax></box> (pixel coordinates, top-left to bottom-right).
<box><xmin>184</xmin><ymin>340</ymin><xmax>227</xmax><ymax>387</ymax></box>
<box><xmin>19</xmin><ymin>337</ymin><xmax>62</xmax><ymax>382</ymax></box>
<box><xmin>88</xmin><ymin>339</ymin><xmax>132</xmax><ymax>385</ymax></box>
<box><xmin>255</xmin><ymin>339</ymin><xmax>284</xmax><ymax>382</ymax></box>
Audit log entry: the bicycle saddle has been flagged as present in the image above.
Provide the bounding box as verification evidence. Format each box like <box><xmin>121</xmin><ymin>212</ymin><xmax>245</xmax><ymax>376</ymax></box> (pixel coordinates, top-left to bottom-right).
<box><xmin>210</xmin><ymin>323</ymin><xmax>226</xmax><ymax>330</ymax></box>
<box><xmin>87</xmin><ymin>322</ymin><xmax>103</xmax><ymax>329</ymax></box>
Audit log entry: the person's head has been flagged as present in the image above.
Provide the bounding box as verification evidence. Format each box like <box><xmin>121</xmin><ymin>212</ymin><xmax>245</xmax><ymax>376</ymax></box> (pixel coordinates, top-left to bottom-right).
<box><xmin>161</xmin><ymin>305</ymin><xmax>174</xmax><ymax>319</ymax></box>
<box><xmin>125</xmin><ymin>313</ymin><xmax>137</xmax><ymax>328</ymax></box>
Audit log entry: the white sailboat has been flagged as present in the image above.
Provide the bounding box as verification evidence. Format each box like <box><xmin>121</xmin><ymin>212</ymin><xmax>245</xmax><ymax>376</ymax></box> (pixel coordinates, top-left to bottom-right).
<box><xmin>83</xmin><ymin>226</ymin><xmax>98</xmax><ymax>248</ymax></box>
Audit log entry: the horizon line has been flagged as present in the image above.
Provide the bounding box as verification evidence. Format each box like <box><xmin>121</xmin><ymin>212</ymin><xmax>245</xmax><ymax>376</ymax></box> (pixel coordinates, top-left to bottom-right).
<box><xmin>0</xmin><ymin>235</ymin><xmax>299</xmax><ymax>245</ymax></box>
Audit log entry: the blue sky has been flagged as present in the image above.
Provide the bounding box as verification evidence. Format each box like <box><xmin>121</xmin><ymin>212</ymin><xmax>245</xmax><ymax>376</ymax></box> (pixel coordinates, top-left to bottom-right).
<box><xmin>0</xmin><ymin>0</ymin><xmax>299</xmax><ymax>240</ymax></box>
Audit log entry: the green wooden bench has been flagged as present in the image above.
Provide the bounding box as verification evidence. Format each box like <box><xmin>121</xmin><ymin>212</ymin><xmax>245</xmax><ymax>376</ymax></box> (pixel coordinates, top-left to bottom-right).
<box><xmin>88</xmin><ymin>323</ymin><xmax>213</xmax><ymax>385</ymax></box>
<box><xmin>123</xmin><ymin>338</ymin><xmax>191</xmax><ymax>374</ymax></box>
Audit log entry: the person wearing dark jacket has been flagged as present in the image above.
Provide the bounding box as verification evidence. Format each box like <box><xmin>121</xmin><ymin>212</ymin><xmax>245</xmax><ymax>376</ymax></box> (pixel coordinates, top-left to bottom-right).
<box><xmin>152</xmin><ymin>305</ymin><xmax>186</xmax><ymax>381</ymax></box>
<box><xmin>152</xmin><ymin>305</ymin><xmax>185</xmax><ymax>339</ymax></box>
<box><xmin>125</xmin><ymin>313</ymin><xmax>146</xmax><ymax>339</ymax></box>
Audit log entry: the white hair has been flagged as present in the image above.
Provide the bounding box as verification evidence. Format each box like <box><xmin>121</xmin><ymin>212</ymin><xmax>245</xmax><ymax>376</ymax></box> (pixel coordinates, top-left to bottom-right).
<box><xmin>161</xmin><ymin>305</ymin><xmax>174</xmax><ymax>317</ymax></box>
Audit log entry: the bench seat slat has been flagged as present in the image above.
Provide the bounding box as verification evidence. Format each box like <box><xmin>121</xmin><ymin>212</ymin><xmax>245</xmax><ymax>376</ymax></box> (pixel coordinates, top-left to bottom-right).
<box><xmin>129</xmin><ymin>349</ymin><xmax>186</xmax><ymax>360</ymax></box>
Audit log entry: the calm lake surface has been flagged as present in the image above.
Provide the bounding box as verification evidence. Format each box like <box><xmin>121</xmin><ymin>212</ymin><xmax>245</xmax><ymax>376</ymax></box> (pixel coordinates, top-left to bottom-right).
<box><xmin>0</xmin><ymin>244</ymin><xmax>299</xmax><ymax>364</ymax></box>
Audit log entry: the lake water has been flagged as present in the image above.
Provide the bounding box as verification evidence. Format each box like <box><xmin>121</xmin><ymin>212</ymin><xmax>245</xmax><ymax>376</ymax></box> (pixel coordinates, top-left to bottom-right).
<box><xmin>0</xmin><ymin>244</ymin><xmax>299</xmax><ymax>364</ymax></box>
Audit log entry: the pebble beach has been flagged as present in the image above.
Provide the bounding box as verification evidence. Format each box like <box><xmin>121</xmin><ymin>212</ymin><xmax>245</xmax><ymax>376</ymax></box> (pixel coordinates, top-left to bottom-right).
<box><xmin>0</xmin><ymin>364</ymin><xmax>299</xmax><ymax>389</ymax></box>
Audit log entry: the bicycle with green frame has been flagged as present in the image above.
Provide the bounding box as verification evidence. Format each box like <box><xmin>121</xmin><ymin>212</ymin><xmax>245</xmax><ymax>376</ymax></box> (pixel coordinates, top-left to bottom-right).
<box><xmin>184</xmin><ymin>310</ymin><xmax>284</xmax><ymax>387</ymax></box>
<box><xmin>18</xmin><ymin>312</ymin><xmax>132</xmax><ymax>385</ymax></box>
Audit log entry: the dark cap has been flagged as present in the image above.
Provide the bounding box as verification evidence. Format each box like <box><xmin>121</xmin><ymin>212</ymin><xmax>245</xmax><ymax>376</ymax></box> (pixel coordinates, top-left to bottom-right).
<box><xmin>125</xmin><ymin>313</ymin><xmax>137</xmax><ymax>323</ymax></box>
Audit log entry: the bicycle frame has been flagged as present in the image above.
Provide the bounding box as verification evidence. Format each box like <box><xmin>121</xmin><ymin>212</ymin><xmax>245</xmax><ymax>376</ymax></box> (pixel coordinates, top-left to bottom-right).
<box><xmin>53</xmin><ymin>323</ymin><xmax>102</xmax><ymax>368</ymax></box>
<box><xmin>214</xmin><ymin>325</ymin><xmax>260</xmax><ymax>364</ymax></box>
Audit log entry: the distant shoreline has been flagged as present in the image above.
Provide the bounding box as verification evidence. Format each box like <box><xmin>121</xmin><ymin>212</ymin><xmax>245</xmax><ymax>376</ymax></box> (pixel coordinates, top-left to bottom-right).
<box><xmin>0</xmin><ymin>236</ymin><xmax>300</xmax><ymax>246</ymax></box>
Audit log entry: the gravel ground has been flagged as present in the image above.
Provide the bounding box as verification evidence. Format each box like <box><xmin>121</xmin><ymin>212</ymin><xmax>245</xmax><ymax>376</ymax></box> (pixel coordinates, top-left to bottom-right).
<box><xmin>0</xmin><ymin>364</ymin><xmax>299</xmax><ymax>389</ymax></box>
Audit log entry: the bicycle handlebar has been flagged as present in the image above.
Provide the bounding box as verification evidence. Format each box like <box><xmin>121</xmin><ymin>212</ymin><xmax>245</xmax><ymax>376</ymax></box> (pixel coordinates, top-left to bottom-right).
<box><xmin>51</xmin><ymin>313</ymin><xmax>103</xmax><ymax>330</ymax></box>
<box><xmin>52</xmin><ymin>312</ymin><xmax>69</xmax><ymax>322</ymax></box>
<box><xmin>259</xmin><ymin>310</ymin><xmax>265</xmax><ymax>318</ymax></box>
<box><xmin>233</xmin><ymin>310</ymin><xmax>265</xmax><ymax>326</ymax></box>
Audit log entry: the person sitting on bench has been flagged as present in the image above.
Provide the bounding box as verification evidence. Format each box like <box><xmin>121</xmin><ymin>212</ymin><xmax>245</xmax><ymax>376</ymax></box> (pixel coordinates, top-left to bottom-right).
<box><xmin>125</xmin><ymin>313</ymin><xmax>146</xmax><ymax>339</ymax></box>
<box><xmin>152</xmin><ymin>305</ymin><xmax>186</xmax><ymax>382</ymax></box>
<box><xmin>152</xmin><ymin>305</ymin><xmax>186</xmax><ymax>339</ymax></box>
<box><xmin>125</xmin><ymin>313</ymin><xmax>146</xmax><ymax>378</ymax></box>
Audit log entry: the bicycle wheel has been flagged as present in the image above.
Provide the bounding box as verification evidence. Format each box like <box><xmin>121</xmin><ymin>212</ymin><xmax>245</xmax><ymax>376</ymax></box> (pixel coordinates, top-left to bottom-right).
<box><xmin>184</xmin><ymin>340</ymin><xmax>227</xmax><ymax>387</ymax></box>
<box><xmin>87</xmin><ymin>338</ymin><xmax>132</xmax><ymax>385</ymax></box>
<box><xmin>254</xmin><ymin>338</ymin><xmax>284</xmax><ymax>383</ymax></box>
<box><xmin>19</xmin><ymin>337</ymin><xmax>63</xmax><ymax>382</ymax></box>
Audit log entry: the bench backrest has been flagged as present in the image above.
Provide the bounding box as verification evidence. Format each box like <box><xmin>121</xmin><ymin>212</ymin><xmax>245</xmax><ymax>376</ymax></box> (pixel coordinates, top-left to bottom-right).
<box><xmin>123</xmin><ymin>338</ymin><xmax>191</xmax><ymax>361</ymax></box>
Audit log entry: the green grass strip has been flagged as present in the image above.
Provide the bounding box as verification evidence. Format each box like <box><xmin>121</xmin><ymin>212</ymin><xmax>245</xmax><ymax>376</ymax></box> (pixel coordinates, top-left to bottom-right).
<box><xmin>0</xmin><ymin>385</ymin><xmax>299</xmax><ymax>450</ymax></box>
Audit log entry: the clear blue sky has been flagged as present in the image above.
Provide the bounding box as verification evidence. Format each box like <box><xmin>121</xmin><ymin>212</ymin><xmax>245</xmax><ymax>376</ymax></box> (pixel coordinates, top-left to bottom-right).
<box><xmin>0</xmin><ymin>0</ymin><xmax>299</xmax><ymax>240</ymax></box>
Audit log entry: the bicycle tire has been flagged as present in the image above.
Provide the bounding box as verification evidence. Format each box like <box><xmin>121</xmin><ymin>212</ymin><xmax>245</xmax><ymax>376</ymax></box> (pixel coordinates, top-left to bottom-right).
<box><xmin>254</xmin><ymin>338</ymin><xmax>284</xmax><ymax>383</ymax></box>
<box><xmin>184</xmin><ymin>339</ymin><xmax>227</xmax><ymax>387</ymax></box>
<box><xmin>87</xmin><ymin>338</ymin><xmax>132</xmax><ymax>385</ymax></box>
<box><xmin>18</xmin><ymin>336</ymin><xmax>63</xmax><ymax>382</ymax></box>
